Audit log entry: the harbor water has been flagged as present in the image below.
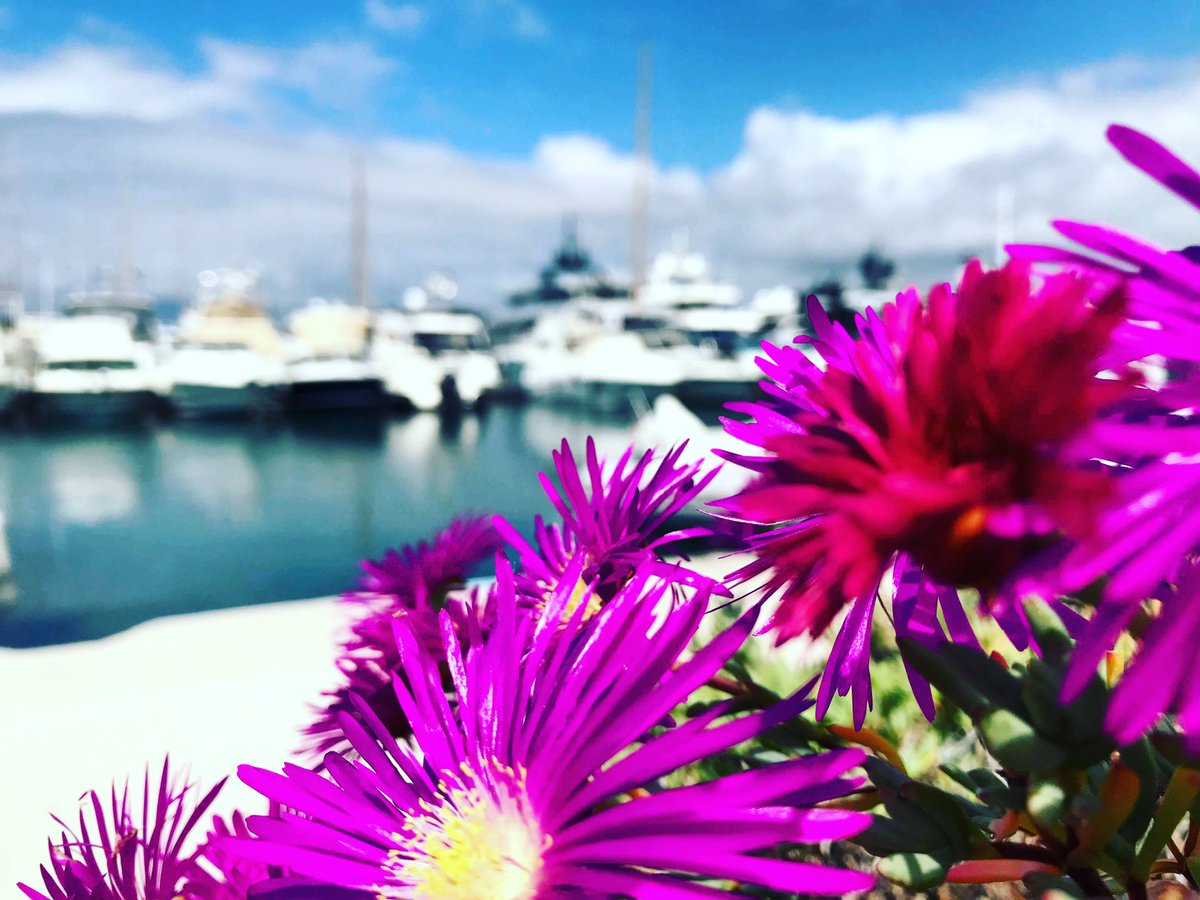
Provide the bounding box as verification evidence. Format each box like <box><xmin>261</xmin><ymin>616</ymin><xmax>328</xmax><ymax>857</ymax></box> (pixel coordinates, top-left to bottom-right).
<box><xmin>0</xmin><ymin>404</ymin><xmax>649</xmax><ymax>648</ymax></box>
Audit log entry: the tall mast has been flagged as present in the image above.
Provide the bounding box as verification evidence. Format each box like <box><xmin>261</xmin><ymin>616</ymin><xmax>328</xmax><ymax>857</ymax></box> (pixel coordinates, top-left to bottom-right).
<box><xmin>994</xmin><ymin>183</ymin><xmax>1014</xmax><ymax>267</ymax></box>
<box><xmin>118</xmin><ymin>172</ymin><xmax>136</xmax><ymax>294</ymax></box>
<box><xmin>351</xmin><ymin>155</ymin><xmax>370</xmax><ymax>308</ymax></box>
<box><xmin>2</xmin><ymin>135</ymin><xmax>23</xmax><ymax>302</ymax></box>
<box><xmin>631</xmin><ymin>42</ymin><xmax>652</xmax><ymax>296</ymax></box>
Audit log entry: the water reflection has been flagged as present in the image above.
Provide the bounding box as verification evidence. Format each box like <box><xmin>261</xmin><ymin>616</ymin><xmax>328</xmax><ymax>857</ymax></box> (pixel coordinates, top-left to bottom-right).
<box><xmin>0</xmin><ymin>510</ymin><xmax>14</xmax><ymax>605</ymax></box>
<box><xmin>518</xmin><ymin>403</ymin><xmax>635</xmax><ymax>460</ymax></box>
<box><xmin>158</xmin><ymin>424</ymin><xmax>266</xmax><ymax>525</ymax></box>
<box><xmin>0</xmin><ymin>404</ymin><xmax>638</xmax><ymax>647</ymax></box>
<box><xmin>47</xmin><ymin>436</ymin><xmax>142</xmax><ymax>526</ymax></box>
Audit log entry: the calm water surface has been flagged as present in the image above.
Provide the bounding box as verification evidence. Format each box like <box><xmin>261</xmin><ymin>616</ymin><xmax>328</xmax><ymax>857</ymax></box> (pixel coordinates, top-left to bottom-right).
<box><xmin>0</xmin><ymin>404</ymin><xmax>642</xmax><ymax>648</ymax></box>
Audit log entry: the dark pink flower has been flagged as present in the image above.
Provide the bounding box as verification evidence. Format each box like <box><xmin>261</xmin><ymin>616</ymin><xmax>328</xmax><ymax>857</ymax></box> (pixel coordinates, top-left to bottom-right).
<box><xmin>716</xmin><ymin>260</ymin><xmax>1128</xmax><ymax>725</ymax></box>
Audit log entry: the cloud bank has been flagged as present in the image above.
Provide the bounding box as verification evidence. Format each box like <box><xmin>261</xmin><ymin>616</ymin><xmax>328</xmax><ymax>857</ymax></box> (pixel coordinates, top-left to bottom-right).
<box><xmin>0</xmin><ymin>38</ymin><xmax>1197</xmax><ymax>313</ymax></box>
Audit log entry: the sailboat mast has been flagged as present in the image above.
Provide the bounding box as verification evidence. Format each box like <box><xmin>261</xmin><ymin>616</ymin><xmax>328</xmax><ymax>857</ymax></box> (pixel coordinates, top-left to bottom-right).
<box><xmin>994</xmin><ymin>183</ymin><xmax>1014</xmax><ymax>267</ymax></box>
<box><xmin>631</xmin><ymin>42</ymin><xmax>652</xmax><ymax>297</ymax></box>
<box><xmin>119</xmin><ymin>172</ymin><xmax>136</xmax><ymax>294</ymax></box>
<box><xmin>5</xmin><ymin>136</ymin><xmax>23</xmax><ymax>301</ymax></box>
<box><xmin>351</xmin><ymin>156</ymin><xmax>370</xmax><ymax>308</ymax></box>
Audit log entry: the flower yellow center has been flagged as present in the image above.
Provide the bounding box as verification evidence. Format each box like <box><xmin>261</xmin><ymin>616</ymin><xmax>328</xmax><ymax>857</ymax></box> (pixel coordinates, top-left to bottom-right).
<box><xmin>393</xmin><ymin>766</ymin><xmax>547</xmax><ymax>900</ymax></box>
<box><xmin>561</xmin><ymin>577</ymin><xmax>603</xmax><ymax>624</ymax></box>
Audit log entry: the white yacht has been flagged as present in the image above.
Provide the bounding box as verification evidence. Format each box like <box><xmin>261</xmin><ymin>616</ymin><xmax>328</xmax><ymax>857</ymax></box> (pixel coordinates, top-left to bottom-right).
<box><xmin>164</xmin><ymin>270</ymin><xmax>289</xmax><ymax>418</ymax></box>
<box><xmin>492</xmin><ymin>220</ymin><xmax>631</xmax><ymax>395</ymax></box>
<box><xmin>556</xmin><ymin>329</ymin><xmax>686</xmax><ymax>414</ymax></box>
<box><xmin>285</xmin><ymin>299</ymin><xmax>383</xmax><ymax>412</ymax></box>
<box><xmin>0</xmin><ymin>293</ymin><xmax>29</xmax><ymax>418</ymax></box>
<box><xmin>31</xmin><ymin>314</ymin><xmax>157</xmax><ymax>422</ymax></box>
<box><xmin>373</xmin><ymin>307</ymin><xmax>500</xmax><ymax>412</ymax></box>
<box><xmin>636</xmin><ymin>236</ymin><xmax>766</xmax><ymax>407</ymax></box>
<box><xmin>372</xmin><ymin>277</ymin><xmax>501</xmax><ymax>412</ymax></box>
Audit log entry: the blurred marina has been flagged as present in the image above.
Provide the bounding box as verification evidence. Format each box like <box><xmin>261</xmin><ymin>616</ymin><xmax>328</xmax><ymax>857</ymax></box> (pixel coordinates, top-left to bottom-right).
<box><xmin>0</xmin><ymin>214</ymin><xmax>902</xmax><ymax>649</ymax></box>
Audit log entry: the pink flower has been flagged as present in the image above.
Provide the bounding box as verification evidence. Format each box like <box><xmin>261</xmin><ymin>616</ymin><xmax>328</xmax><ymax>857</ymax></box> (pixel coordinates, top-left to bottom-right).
<box><xmin>716</xmin><ymin>260</ymin><xmax>1126</xmax><ymax>725</ymax></box>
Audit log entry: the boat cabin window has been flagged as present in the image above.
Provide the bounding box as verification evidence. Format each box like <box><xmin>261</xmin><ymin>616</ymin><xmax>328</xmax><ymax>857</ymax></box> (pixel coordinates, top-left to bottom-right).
<box><xmin>46</xmin><ymin>360</ymin><xmax>137</xmax><ymax>371</ymax></box>
<box><xmin>413</xmin><ymin>332</ymin><xmax>490</xmax><ymax>354</ymax></box>
<box><xmin>622</xmin><ymin>315</ymin><xmax>672</xmax><ymax>333</ymax></box>
<box><xmin>681</xmin><ymin>329</ymin><xmax>763</xmax><ymax>357</ymax></box>
<box><xmin>640</xmin><ymin>329</ymin><xmax>688</xmax><ymax>350</ymax></box>
<box><xmin>181</xmin><ymin>341</ymin><xmax>252</xmax><ymax>352</ymax></box>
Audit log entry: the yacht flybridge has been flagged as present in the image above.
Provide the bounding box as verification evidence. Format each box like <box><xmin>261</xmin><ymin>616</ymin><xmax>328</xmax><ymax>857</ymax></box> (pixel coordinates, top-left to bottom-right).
<box><xmin>285</xmin><ymin>299</ymin><xmax>383</xmax><ymax>412</ymax></box>
<box><xmin>163</xmin><ymin>269</ymin><xmax>289</xmax><ymax>418</ymax></box>
<box><xmin>372</xmin><ymin>277</ymin><xmax>501</xmax><ymax>412</ymax></box>
<box><xmin>636</xmin><ymin>236</ymin><xmax>768</xmax><ymax>407</ymax></box>
<box><xmin>31</xmin><ymin>314</ymin><xmax>157</xmax><ymax>422</ymax></box>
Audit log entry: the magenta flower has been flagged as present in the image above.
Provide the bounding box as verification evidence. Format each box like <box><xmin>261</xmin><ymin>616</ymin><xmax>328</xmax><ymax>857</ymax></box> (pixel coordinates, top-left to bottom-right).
<box><xmin>187</xmin><ymin>812</ymin><xmax>271</xmax><ymax>900</ymax></box>
<box><xmin>495</xmin><ymin>437</ymin><xmax>721</xmax><ymax>611</ymax></box>
<box><xmin>1104</xmin><ymin>554</ymin><xmax>1200</xmax><ymax>754</ymax></box>
<box><xmin>1008</xmin><ymin>125</ymin><xmax>1200</xmax><ymax>738</ymax></box>
<box><xmin>302</xmin><ymin>515</ymin><xmax>501</xmax><ymax>759</ymax></box>
<box><xmin>228</xmin><ymin>556</ymin><xmax>874</xmax><ymax>897</ymax></box>
<box><xmin>715</xmin><ymin>261</ymin><xmax>1127</xmax><ymax>726</ymax></box>
<box><xmin>19</xmin><ymin>759</ymin><xmax>225</xmax><ymax>900</ymax></box>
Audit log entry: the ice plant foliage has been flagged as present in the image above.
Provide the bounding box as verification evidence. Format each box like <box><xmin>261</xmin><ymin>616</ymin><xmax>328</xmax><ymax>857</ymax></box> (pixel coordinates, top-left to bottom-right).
<box><xmin>302</xmin><ymin>515</ymin><xmax>500</xmax><ymax>757</ymax></box>
<box><xmin>716</xmin><ymin>260</ymin><xmax>1128</xmax><ymax>725</ymax></box>
<box><xmin>229</xmin><ymin>556</ymin><xmax>874</xmax><ymax>897</ymax></box>
<box><xmin>20</xmin><ymin>759</ymin><xmax>225</xmax><ymax>900</ymax></box>
<box><xmin>495</xmin><ymin>436</ymin><xmax>721</xmax><ymax>608</ymax></box>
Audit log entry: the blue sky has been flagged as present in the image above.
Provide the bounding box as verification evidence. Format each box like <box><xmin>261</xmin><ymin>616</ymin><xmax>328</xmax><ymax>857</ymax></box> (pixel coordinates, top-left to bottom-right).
<box><xmin>5</xmin><ymin>0</ymin><xmax>1200</xmax><ymax>169</ymax></box>
<box><xmin>0</xmin><ymin>1</ymin><xmax>1198</xmax><ymax>304</ymax></box>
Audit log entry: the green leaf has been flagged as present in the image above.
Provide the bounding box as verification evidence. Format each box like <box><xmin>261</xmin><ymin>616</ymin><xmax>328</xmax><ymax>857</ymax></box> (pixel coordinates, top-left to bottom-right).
<box><xmin>1118</xmin><ymin>738</ymin><xmax>1162</xmax><ymax>848</ymax></box>
<box><xmin>1028</xmin><ymin>775</ymin><xmax>1068</xmax><ymax>832</ymax></box>
<box><xmin>978</xmin><ymin>707</ymin><xmax>1067</xmax><ymax>773</ymax></box>
<box><xmin>877</xmin><ymin>851</ymin><xmax>952</xmax><ymax>890</ymax></box>
<box><xmin>1021</xmin><ymin>597</ymin><xmax>1075</xmax><ymax>665</ymax></box>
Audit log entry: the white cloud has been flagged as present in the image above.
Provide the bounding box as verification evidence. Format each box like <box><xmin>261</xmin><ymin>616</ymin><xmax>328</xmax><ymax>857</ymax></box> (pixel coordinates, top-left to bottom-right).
<box><xmin>0</xmin><ymin>114</ymin><xmax>700</xmax><ymax>312</ymax></box>
<box><xmin>273</xmin><ymin>39</ymin><xmax>398</xmax><ymax>106</ymax></box>
<box><xmin>0</xmin><ymin>44</ymin><xmax>255</xmax><ymax>121</ymax></box>
<box><xmin>365</xmin><ymin>0</ymin><xmax>424</xmax><ymax>34</ymax></box>
<box><xmin>461</xmin><ymin>0</ymin><xmax>548</xmax><ymax>40</ymax></box>
<box><xmin>708</xmin><ymin>55</ymin><xmax>1200</xmax><ymax>286</ymax></box>
<box><xmin>509</xmin><ymin>4</ymin><xmax>548</xmax><ymax>40</ymax></box>
<box><xmin>1</xmin><ymin>48</ymin><xmax>1199</xmax><ymax>312</ymax></box>
<box><xmin>0</xmin><ymin>37</ymin><xmax>397</xmax><ymax>123</ymax></box>
<box><xmin>533</xmin><ymin>134</ymin><xmax>703</xmax><ymax>213</ymax></box>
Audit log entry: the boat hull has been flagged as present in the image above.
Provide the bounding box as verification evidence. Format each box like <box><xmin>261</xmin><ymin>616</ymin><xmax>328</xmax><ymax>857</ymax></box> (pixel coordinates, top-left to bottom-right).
<box><xmin>34</xmin><ymin>390</ymin><xmax>156</xmax><ymax>423</ymax></box>
<box><xmin>169</xmin><ymin>383</ymin><xmax>285</xmax><ymax>418</ymax></box>
<box><xmin>287</xmin><ymin>378</ymin><xmax>385</xmax><ymax>412</ymax></box>
<box><xmin>674</xmin><ymin>378</ymin><xmax>762</xmax><ymax>408</ymax></box>
<box><xmin>541</xmin><ymin>379</ymin><xmax>678</xmax><ymax>415</ymax></box>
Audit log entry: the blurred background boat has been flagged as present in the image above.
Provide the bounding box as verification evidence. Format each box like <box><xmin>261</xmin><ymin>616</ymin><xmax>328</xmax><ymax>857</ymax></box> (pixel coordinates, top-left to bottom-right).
<box><xmin>28</xmin><ymin>289</ymin><xmax>162</xmax><ymax>423</ymax></box>
<box><xmin>372</xmin><ymin>273</ymin><xmax>501</xmax><ymax>412</ymax></box>
<box><xmin>284</xmin><ymin>298</ymin><xmax>384</xmax><ymax>412</ymax></box>
<box><xmin>164</xmin><ymin>269</ymin><xmax>289</xmax><ymax>418</ymax></box>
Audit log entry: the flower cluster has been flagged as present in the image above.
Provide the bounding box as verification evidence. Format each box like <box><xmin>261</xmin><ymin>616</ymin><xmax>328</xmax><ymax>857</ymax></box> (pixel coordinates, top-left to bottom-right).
<box><xmin>232</xmin><ymin>558</ymin><xmax>872</xmax><ymax>897</ymax></box>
